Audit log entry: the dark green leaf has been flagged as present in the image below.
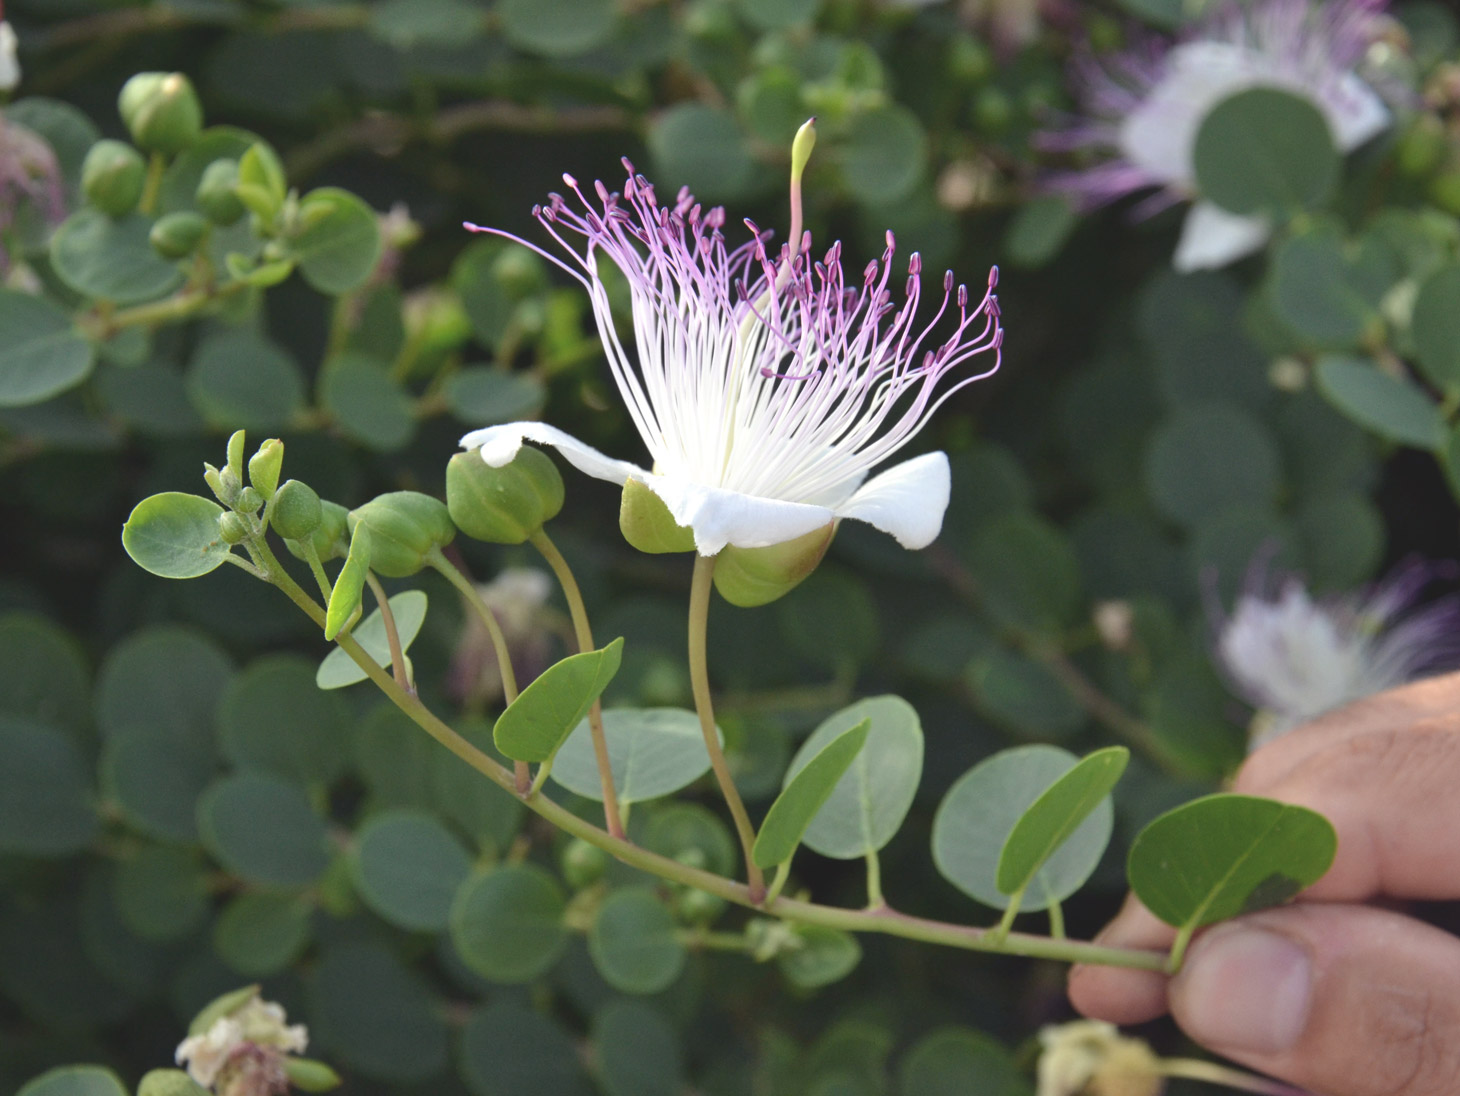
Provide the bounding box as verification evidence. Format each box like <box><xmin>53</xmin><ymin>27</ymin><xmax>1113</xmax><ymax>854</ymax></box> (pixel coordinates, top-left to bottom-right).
<box><xmin>443</xmin><ymin>367</ymin><xmax>546</xmax><ymax>425</ymax></box>
<box><xmin>1411</xmin><ymin>262</ymin><xmax>1460</xmax><ymax>390</ymax></box>
<box><xmin>493</xmin><ymin>638</ymin><xmax>623</xmax><ymax>763</ymax></box>
<box><xmin>1144</xmin><ymin>402</ymin><xmax>1283</xmax><ymax>527</ymax></box>
<box><xmin>753</xmin><ymin>719</ymin><xmax>869</xmax><ymax>869</ymax></box>
<box><xmin>17</xmin><ymin>1066</ymin><xmax>129</xmax><ymax>1096</ymax></box>
<box><xmin>648</xmin><ymin>105</ymin><xmax>754</xmax><ymax>202</ymax></box>
<box><xmin>840</xmin><ymin>106</ymin><xmax>926</xmax><ymax>205</ymax></box>
<box><xmin>213</xmin><ymin>891</ymin><xmax>312</xmax><ymax>976</ymax></box>
<box><xmin>896</xmin><ymin>1028</ymin><xmax>1028</xmax><ymax>1096</ymax></box>
<box><xmin>1314</xmin><ymin>355</ymin><xmax>1444</xmax><ymax>449</ymax></box>
<box><xmin>498</xmin><ymin>0</ymin><xmax>616</xmax><ymax>57</ymax></box>
<box><xmin>185</xmin><ymin>330</ymin><xmax>306</xmax><ymax>432</ymax></box>
<box><xmin>50</xmin><ymin>210</ymin><xmax>184</xmax><ymax>303</ymax></box>
<box><xmin>450</xmin><ymin>864</ymin><xmax>567</xmax><ymax>982</ymax></box>
<box><xmin>1004</xmin><ymin>195</ymin><xmax>1077</xmax><ymax>269</ymax></box>
<box><xmin>198</xmin><ymin>772</ymin><xmax>331</xmax><ymax>887</ymax></box>
<box><xmin>319</xmin><ymin>354</ymin><xmax>415</xmax><ymax>452</ymax></box>
<box><xmin>310</xmin><ymin>941</ymin><xmax>448</xmax><ymax>1082</ymax></box>
<box><xmin>458</xmin><ymin>1004</ymin><xmax>592</xmax><ymax>1096</ymax></box>
<box><xmin>0</xmin><ymin>290</ymin><xmax>95</xmax><ymax>407</ymax></box>
<box><xmin>0</xmin><ymin>716</ymin><xmax>98</xmax><ymax>856</ymax></box>
<box><xmin>592</xmin><ymin>1001</ymin><xmax>684</xmax><ymax>1096</ymax></box>
<box><xmin>351</xmin><ymin>810</ymin><xmax>472</xmax><ymax>932</ymax></box>
<box><xmin>293</xmin><ymin>187</ymin><xmax>383</xmax><ymax>295</ymax></box>
<box><xmin>776</xmin><ymin>925</ymin><xmax>862</xmax><ymax>989</ymax></box>
<box><xmin>219</xmin><ymin>655</ymin><xmax>350</xmax><ymax>786</ymax></box>
<box><xmin>1193</xmin><ymin>87</ymin><xmax>1339</xmax><ymax>215</ymax></box>
<box><xmin>588</xmin><ymin>887</ymin><xmax>686</xmax><ymax>994</ymax></box>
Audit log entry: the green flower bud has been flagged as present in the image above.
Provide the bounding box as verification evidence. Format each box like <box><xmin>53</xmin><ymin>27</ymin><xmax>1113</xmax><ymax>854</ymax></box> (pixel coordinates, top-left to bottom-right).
<box><xmin>560</xmin><ymin>837</ymin><xmax>609</xmax><ymax>889</ymax></box>
<box><xmin>81</xmin><ymin>139</ymin><xmax>146</xmax><ymax>217</ymax></box>
<box><xmin>247</xmin><ymin>438</ymin><xmax>284</xmax><ymax>500</ymax></box>
<box><xmin>236</xmin><ymin>485</ymin><xmax>264</xmax><ymax>514</ymax></box>
<box><xmin>149</xmin><ymin>210</ymin><xmax>209</xmax><ymax>259</ymax></box>
<box><xmin>1396</xmin><ymin>114</ymin><xmax>1445</xmax><ymax>178</ymax></box>
<box><xmin>347</xmin><ymin>491</ymin><xmax>455</xmax><ymax>577</ymax></box>
<box><xmin>196</xmin><ymin>158</ymin><xmax>245</xmax><ymax>225</ymax></box>
<box><xmin>206</xmin><ymin>463</ymin><xmax>243</xmax><ymax>507</ymax></box>
<box><xmin>138</xmin><ymin>1068</ymin><xmax>207</xmax><ymax>1096</ymax></box>
<box><xmin>226</xmin><ymin>429</ymin><xmax>247</xmax><ymax>481</ymax></box>
<box><xmin>117</xmin><ymin>72</ymin><xmax>203</xmax><ymax>155</ymax></box>
<box><xmin>235</xmin><ymin>141</ymin><xmax>288</xmax><ymax>222</ymax></box>
<box><xmin>286</xmin><ymin>499</ymin><xmax>349</xmax><ymax>563</ymax></box>
<box><xmin>712</xmin><ymin>523</ymin><xmax>834</xmax><ymax>607</ymax></box>
<box><xmin>447</xmin><ymin>448</ymin><xmax>564</xmax><ymax>544</ymax></box>
<box><xmin>284</xmin><ymin>1059</ymin><xmax>343</xmax><ymax>1093</ymax></box>
<box><xmin>619</xmin><ymin>478</ymin><xmax>695</xmax><ymax>554</ymax></box>
<box><xmin>217</xmin><ymin>511</ymin><xmax>250</xmax><ymax>545</ymax></box>
<box><xmin>271</xmin><ymin>479</ymin><xmax>322</xmax><ymax>542</ymax></box>
<box><xmin>676</xmin><ymin>885</ymin><xmax>727</xmax><ymax>925</ymax></box>
<box><xmin>202</xmin><ymin>462</ymin><xmax>227</xmax><ymax>504</ymax></box>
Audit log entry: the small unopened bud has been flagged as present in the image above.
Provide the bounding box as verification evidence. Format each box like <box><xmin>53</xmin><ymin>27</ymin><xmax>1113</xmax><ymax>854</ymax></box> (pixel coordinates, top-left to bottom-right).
<box><xmin>677</xmin><ymin>886</ymin><xmax>727</xmax><ymax>924</ymax></box>
<box><xmin>447</xmin><ymin>448</ymin><xmax>565</xmax><ymax>544</ymax></box>
<box><xmin>283</xmin><ymin>1059</ymin><xmax>342</xmax><ymax>1092</ymax></box>
<box><xmin>247</xmin><ymin>439</ymin><xmax>284</xmax><ymax>500</ymax></box>
<box><xmin>619</xmin><ymin>478</ymin><xmax>695</xmax><ymax>554</ymax></box>
<box><xmin>713</xmin><ymin>523</ymin><xmax>834</xmax><ymax>607</ymax></box>
<box><xmin>218</xmin><ymin>511</ymin><xmax>251</xmax><ymax>545</ymax></box>
<box><xmin>1268</xmin><ymin>356</ymin><xmax>1308</xmax><ymax>392</ymax></box>
<box><xmin>226</xmin><ymin>429</ymin><xmax>247</xmax><ymax>481</ymax></box>
<box><xmin>202</xmin><ymin>462</ymin><xmax>227</xmax><ymax>503</ymax></box>
<box><xmin>137</xmin><ymin>1068</ymin><xmax>205</xmax><ymax>1096</ymax></box>
<box><xmin>1093</xmin><ymin>600</ymin><xmax>1134</xmax><ymax>652</ymax></box>
<box><xmin>560</xmin><ymin>837</ymin><xmax>609</xmax><ymax>889</ymax></box>
<box><xmin>286</xmin><ymin>499</ymin><xmax>349</xmax><ymax>563</ymax></box>
<box><xmin>236</xmin><ymin>486</ymin><xmax>263</xmax><ymax>514</ymax></box>
<box><xmin>347</xmin><ymin>491</ymin><xmax>455</xmax><ymax>577</ymax></box>
<box><xmin>270</xmin><ymin>479</ymin><xmax>321</xmax><ymax>541</ymax></box>
<box><xmin>217</xmin><ymin>466</ymin><xmax>243</xmax><ymax>506</ymax></box>
<box><xmin>791</xmin><ymin>117</ymin><xmax>817</xmax><ymax>183</ymax></box>
<box><xmin>150</xmin><ymin>210</ymin><xmax>209</xmax><ymax>259</ymax></box>
<box><xmin>196</xmin><ymin>158</ymin><xmax>245</xmax><ymax>225</ymax></box>
<box><xmin>81</xmin><ymin>139</ymin><xmax>146</xmax><ymax>216</ymax></box>
<box><xmin>118</xmin><ymin>72</ymin><xmax>203</xmax><ymax>154</ymax></box>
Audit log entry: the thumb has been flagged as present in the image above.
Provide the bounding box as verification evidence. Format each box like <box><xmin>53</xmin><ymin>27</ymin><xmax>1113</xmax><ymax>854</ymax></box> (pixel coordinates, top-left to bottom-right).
<box><xmin>1168</xmin><ymin>904</ymin><xmax>1460</xmax><ymax>1096</ymax></box>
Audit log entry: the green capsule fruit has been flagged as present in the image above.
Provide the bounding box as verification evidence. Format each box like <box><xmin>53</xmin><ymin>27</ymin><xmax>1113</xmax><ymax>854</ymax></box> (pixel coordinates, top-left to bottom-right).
<box><xmin>118</xmin><ymin>72</ymin><xmax>203</xmax><ymax>154</ymax></box>
<box><xmin>347</xmin><ymin>491</ymin><xmax>455</xmax><ymax>577</ymax></box>
<box><xmin>81</xmin><ymin>139</ymin><xmax>146</xmax><ymax>216</ymax></box>
<box><xmin>447</xmin><ymin>447</ymin><xmax>564</xmax><ymax>544</ymax></box>
<box><xmin>196</xmin><ymin>158</ymin><xmax>245</xmax><ymax>225</ymax></box>
<box><xmin>149</xmin><ymin>210</ymin><xmax>208</xmax><ymax>259</ymax></box>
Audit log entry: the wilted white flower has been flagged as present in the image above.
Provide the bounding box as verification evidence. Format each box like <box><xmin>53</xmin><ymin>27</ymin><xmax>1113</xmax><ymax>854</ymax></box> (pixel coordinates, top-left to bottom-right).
<box><xmin>0</xmin><ymin>19</ymin><xmax>19</xmax><ymax>93</ymax></box>
<box><xmin>1037</xmin><ymin>1020</ymin><xmax>1163</xmax><ymax>1096</ymax></box>
<box><xmin>1045</xmin><ymin>0</ymin><xmax>1393</xmax><ymax>271</ymax></box>
<box><xmin>449</xmin><ymin>566</ymin><xmax>556</xmax><ymax>706</ymax></box>
<box><xmin>176</xmin><ymin>994</ymin><xmax>308</xmax><ymax>1096</ymax></box>
<box><xmin>1215</xmin><ymin>558</ymin><xmax>1460</xmax><ymax>748</ymax></box>
<box><xmin>459</xmin><ymin>153</ymin><xmax>1002</xmax><ymax>557</ymax></box>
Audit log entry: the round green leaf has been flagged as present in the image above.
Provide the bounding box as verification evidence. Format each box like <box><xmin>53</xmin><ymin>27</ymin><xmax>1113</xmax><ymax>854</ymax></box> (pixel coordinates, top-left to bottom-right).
<box><xmin>293</xmin><ymin>187</ymin><xmax>383</xmax><ymax>295</ymax></box>
<box><xmin>310</xmin><ymin>940</ymin><xmax>449</xmax><ymax>1083</ymax></box>
<box><xmin>552</xmin><ymin>706</ymin><xmax>718</xmax><ymax>804</ymax></box>
<box><xmin>1139</xmin><ymin>269</ymin><xmax>1269</xmax><ymax>410</ymax></box>
<box><xmin>1411</xmin><ymin>262</ymin><xmax>1460</xmax><ymax>390</ymax></box>
<box><xmin>122</xmin><ymin>492</ymin><xmax>232</xmax><ymax>579</ymax></box>
<box><xmin>443</xmin><ymin>367</ymin><xmax>547</xmax><ymax>425</ymax></box>
<box><xmin>213</xmin><ymin>891</ymin><xmax>312</xmax><ymax>976</ymax></box>
<box><xmin>494</xmin><ymin>639</ymin><xmax>624</xmax><ymax>763</ymax></box>
<box><xmin>198</xmin><ymin>772</ymin><xmax>331</xmax><ymax>887</ymax></box>
<box><xmin>0</xmin><ymin>290</ymin><xmax>95</xmax><ymax>407</ymax></box>
<box><xmin>0</xmin><ymin>611</ymin><xmax>91</xmax><ymax>737</ymax></box>
<box><xmin>95</xmin><ymin>361</ymin><xmax>204</xmax><ymax>435</ymax></box>
<box><xmin>734</xmin><ymin>0</ymin><xmax>820</xmax><ymax>30</ymax></box>
<box><xmin>840</xmin><ymin>106</ymin><xmax>926</xmax><ymax>205</ymax></box>
<box><xmin>50</xmin><ymin>209</ymin><xmax>185</xmax><ymax>303</ymax></box>
<box><xmin>1314</xmin><ymin>355</ymin><xmax>1444</xmax><ymax>449</ymax></box>
<box><xmin>932</xmin><ymin>745</ymin><xmax>1113</xmax><ymax>912</ymax></box>
<box><xmin>641</xmin><ymin>802</ymin><xmax>738</xmax><ymax>877</ymax></box>
<box><xmin>964</xmin><ymin>512</ymin><xmax>1082</xmax><ymax>637</ymax></box>
<box><xmin>370</xmin><ymin>0</ymin><xmax>487</xmax><ymax>46</ymax></box>
<box><xmin>318</xmin><ymin>354</ymin><xmax>415</xmax><ymax>451</ymax></box>
<box><xmin>1296</xmin><ymin>491</ymin><xmax>1384</xmax><ymax>590</ymax></box>
<box><xmin>450</xmin><ymin>864</ymin><xmax>567</xmax><ymax>983</ymax></box>
<box><xmin>896</xmin><ymin>1027</ymin><xmax>1027</xmax><ymax>1096</ymax></box>
<box><xmin>648</xmin><ymin>104</ymin><xmax>754</xmax><ymax>202</ymax></box>
<box><xmin>1267</xmin><ymin>226</ymin><xmax>1380</xmax><ymax>348</ymax></box>
<box><xmin>219</xmin><ymin>655</ymin><xmax>350</xmax><ymax>785</ymax></box>
<box><xmin>351</xmin><ymin>810</ymin><xmax>472</xmax><ymax>932</ymax></box>
<box><xmin>458</xmin><ymin>1004</ymin><xmax>592</xmax><ymax>1096</ymax></box>
<box><xmin>102</xmin><ymin>727</ymin><xmax>217</xmax><ymax>843</ymax></box>
<box><xmin>785</xmin><ymin>696</ymin><xmax>923</xmax><ymax>860</ymax></box>
<box><xmin>317</xmin><ymin>590</ymin><xmax>429</xmax><ymax>689</ymax></box>
<box><xmin>967</xmin><ymin>649</ymin><xmax>1085</xmax><ymax>740</ymax></box>
<box><xmin>592</xmin><ymin>1000</ymin><xmax>684</xmax><ymax>1096</ymax></box>
<box><xmin>186</xmin><ymin>330</ymin><xmax>306</xmax><ymax>432</ymax></box>
<box><xmin>113</xmin><ymin>845</ymin><xmax>210</xmax><ymax>941</ymax></box>
<box><xmin>18</xmin><ymin>1066</ymin><xmax>129</xmax><ymax>1096</ymax></box>
<box><xmin>1128</xmin><ymin>793</ymin><xmax>1337</xmax><ymax>929</ymax></box>
<box><xmin>1004</xmin><ymin>194</ymin><xmax>1077</xmax><ymax>270</ymax></box>
<box><xmin>588</xmin><ymin>887</ymin><xmax>686</xmax><ymax>994</ymax></box>
<box><xmin>95</xmin><ymin>625</ymin><xmax>231</xmax><ymax>741</ymax></box>
<box><xmin>1144</xmin><ymin>402</ymin><xmax>1283</xmax><ymax>527</ymax></box>
<box><xmin>996</xmin><ymin>747</ymin><xmax>1128</xmax><ymax>897</ymax></box>
<box><xmin>754</xmin><ymin>719</ymin><xmax>869</xmax><ymax>869</ymax></box>
<box><xmin>777</xmin><ymin>571</ymin><xmax>879</xmax><ymax>670</ymax></box>
<box><xmin>776</xmin><ymin>925</ymin><xmax>862</xmax><ymax>989</ymax></box>
<box><xmin>0</xmin><ymin>716</ymin><xmax>98</xmax><ymax>856</ymax></box>
<box><xmin>499</xmin><ymin>0</ymin><xmax>615</xmax><ymax>57</ymax></box>
<box><xmin>1193</xmin><ymin>87</ymin><xmax>1339</xmax><ymax>215</ymax></box>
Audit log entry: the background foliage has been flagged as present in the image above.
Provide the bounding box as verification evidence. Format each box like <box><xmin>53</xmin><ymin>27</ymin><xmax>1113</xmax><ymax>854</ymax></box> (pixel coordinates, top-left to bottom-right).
<box><xmin>4</xmin><ymin>0</ymin><xmax>1460</xmax><ymax>1093</ymax></box>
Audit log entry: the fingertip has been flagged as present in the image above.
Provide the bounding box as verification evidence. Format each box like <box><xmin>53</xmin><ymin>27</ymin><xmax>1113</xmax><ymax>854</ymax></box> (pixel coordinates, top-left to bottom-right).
<box><xmin>1067</xmin><ymin>962</ymin><xmax>1171</xmax><ymax>1025</ymax></box>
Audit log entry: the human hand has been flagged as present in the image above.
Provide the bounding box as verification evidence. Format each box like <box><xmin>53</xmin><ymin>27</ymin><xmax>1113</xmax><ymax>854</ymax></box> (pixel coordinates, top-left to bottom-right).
<box><xmin>1068</xmin><ymin>672</ymin><xmax>1460</xmax><ymax>1096</ymax></box>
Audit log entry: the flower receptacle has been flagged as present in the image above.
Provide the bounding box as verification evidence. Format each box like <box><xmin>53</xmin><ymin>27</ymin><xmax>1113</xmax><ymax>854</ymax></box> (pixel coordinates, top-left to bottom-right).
<box><xmin>447</xmin><ymin>447</ymin><xmax>564</xmax><ymax>544</ymax></box>
<box><xmin>619</xmin><ymin>478</ymin><xmax>696</xmax><ymax>554</ymax></box>
<box><xmin>713</xmin><ymin>523</ymin><xmax>835</xmax><ymax>607</ymax></box>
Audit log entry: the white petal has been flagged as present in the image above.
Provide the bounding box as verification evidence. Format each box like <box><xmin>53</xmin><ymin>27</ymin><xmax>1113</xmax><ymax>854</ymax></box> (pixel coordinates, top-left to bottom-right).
<box><xmin>642</xmin><ymin>475</ymin><xmax>835</xmax><ymax>555</ymax></box>
<box><xmin>459</xmin><ymin>422</ymin><xmax>645</xmax><ymax>484</ymax></box>
<box><xmin>0</xmin><ymin>24</ymin><xmax>19</xmax><ymax>92</ymax></box>
<box><xmin>1324</xmin><ymin>73</ymin><xmax>1390</xmax><ymax>152</ymax></box>
<box><xmin>834</xmin><ymin>451</ymin><xmax>950</xmax><ymax>550</ymax></box>
<box><xmin>1173</xmin><ymin>202</ymin><xmax>1271</xmax><ymax>272</ymax></box>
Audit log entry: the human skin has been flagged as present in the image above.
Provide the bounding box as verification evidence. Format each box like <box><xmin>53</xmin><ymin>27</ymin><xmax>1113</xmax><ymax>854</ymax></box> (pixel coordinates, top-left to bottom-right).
<box><xmin>1068</xmin><ymin>672</ymin><xmax>1460</xmax><ymax>1096</ymax></box>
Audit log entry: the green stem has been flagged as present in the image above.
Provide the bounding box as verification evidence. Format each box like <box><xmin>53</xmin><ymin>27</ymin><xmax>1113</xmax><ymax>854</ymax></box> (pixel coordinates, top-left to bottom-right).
<box><xmin>363</xmin><ymin>570</ymin><xmax>410</xmax><ymax>692</ymax></box>
<box><xmin>765</xmin><ymin>859</ymin><xmax>792</xmax><ymax>906</ymax></box>
<box><xmin>1047</xmin><ymin>897</ymin><xmax>1065</xmax><ymax>940</ymax></box>
<box><xmin>138</xmin><ymin>151</ymin><xmax>165</xmax><ymax>215</ymax></box>
<box><xmin>1168</xmin><ymin>924</ymin><xmax>1196</xmax><ymax>973</ymax></box>
<box><xmin>689</xmin><ymin>554</ymin><xmax>765</xmax><ymax>903</ymax></box>
<box><xmin>1159</xmin><ymin>1059</ymin><xmax>1314</xmax><ymax>1096</ymax></box>
<box><xmin>530</xmin><ymin>528</ymin><xmax>623</xmax><ymax>839</ymax></box>
<box><xmin>864</xmin><ymin>849</ymin><xmax>884</xmax><ymax>909</ymax></box>
<box><xmin>990</xmin><ymin>890</ymin><xmax>1024</xmax><ymax>945</ymax></box>
<box><xmin>427</xmin><ymin>549</ymin><xmax>528</xmax><ymax>792</ymax></box>
<box><xmin>93</xmin><ymin>278</ymin><xmax>250</xmax><ymax>336</ymax></box>
<box><xmin>299</xmin><ymin>540</ymin><xmax>333</xmax><ymax>602</ymax></box>
<box><xmin>254</xmin><ymin>538</ymin><xmax>1169</xmax><ymax>973</ymax></box>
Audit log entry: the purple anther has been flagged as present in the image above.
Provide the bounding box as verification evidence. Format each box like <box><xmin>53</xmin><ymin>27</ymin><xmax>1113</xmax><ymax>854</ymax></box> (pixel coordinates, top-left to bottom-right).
<box><xmin>943</xmin><ymin>270</ymin><xmax>955</xmax><ymax>293</ymax></box>
<box><xmin>908</xmin><ymin>252</ymin><xmax>922</xmax><ymax>276</ymax></box>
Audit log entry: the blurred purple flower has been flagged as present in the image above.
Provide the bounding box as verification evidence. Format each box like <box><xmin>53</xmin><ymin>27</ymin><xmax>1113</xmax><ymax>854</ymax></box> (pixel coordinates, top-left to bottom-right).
<box><xmin>459</xmin><ymin>161</ymin><xmax>1003</xmax><ymax>556</ymax></box>
<box><xmin>0</xmin><ymin>115</ymin><xmax>66</xmax><ymax>277</ymax></box>
<box><xmin>1214</xmin><ymin>557</ymin><xmax>1460</xmax><ymax>748</ymax></box>
<box><xmin>1044</xmin><ymin>0</ymin><xmax>1392</xmax><ymax>271</ymax></box>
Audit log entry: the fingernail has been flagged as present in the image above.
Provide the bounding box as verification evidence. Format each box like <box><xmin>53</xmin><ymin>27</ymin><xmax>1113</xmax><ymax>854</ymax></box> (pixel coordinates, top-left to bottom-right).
<box><xmin>1175</xmin><ymin>925</ymin><xmax>1312</xmax><ymax>1053</ymax></box>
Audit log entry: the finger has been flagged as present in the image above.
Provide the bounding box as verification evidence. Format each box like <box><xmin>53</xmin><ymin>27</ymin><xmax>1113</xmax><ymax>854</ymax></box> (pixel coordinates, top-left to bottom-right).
<box><xmin>1067</xmin><ymin>893</ymin><xmax>1173</xmax><ymax>1024</ymax></box>
<box><xmin>1169</xmin><ymin>903</ymin><xmax>1460</xmax><ymax>1096</ymax></box>
<box><xmin>1236</xmin><ymin>670</ymin><xmax>1460</xmax><ymax>796</ymax></box>
<box><xmin>1233</xmin><ymin>716</ymin><xmax>1460</xmax><ymax>901</ymax></box>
